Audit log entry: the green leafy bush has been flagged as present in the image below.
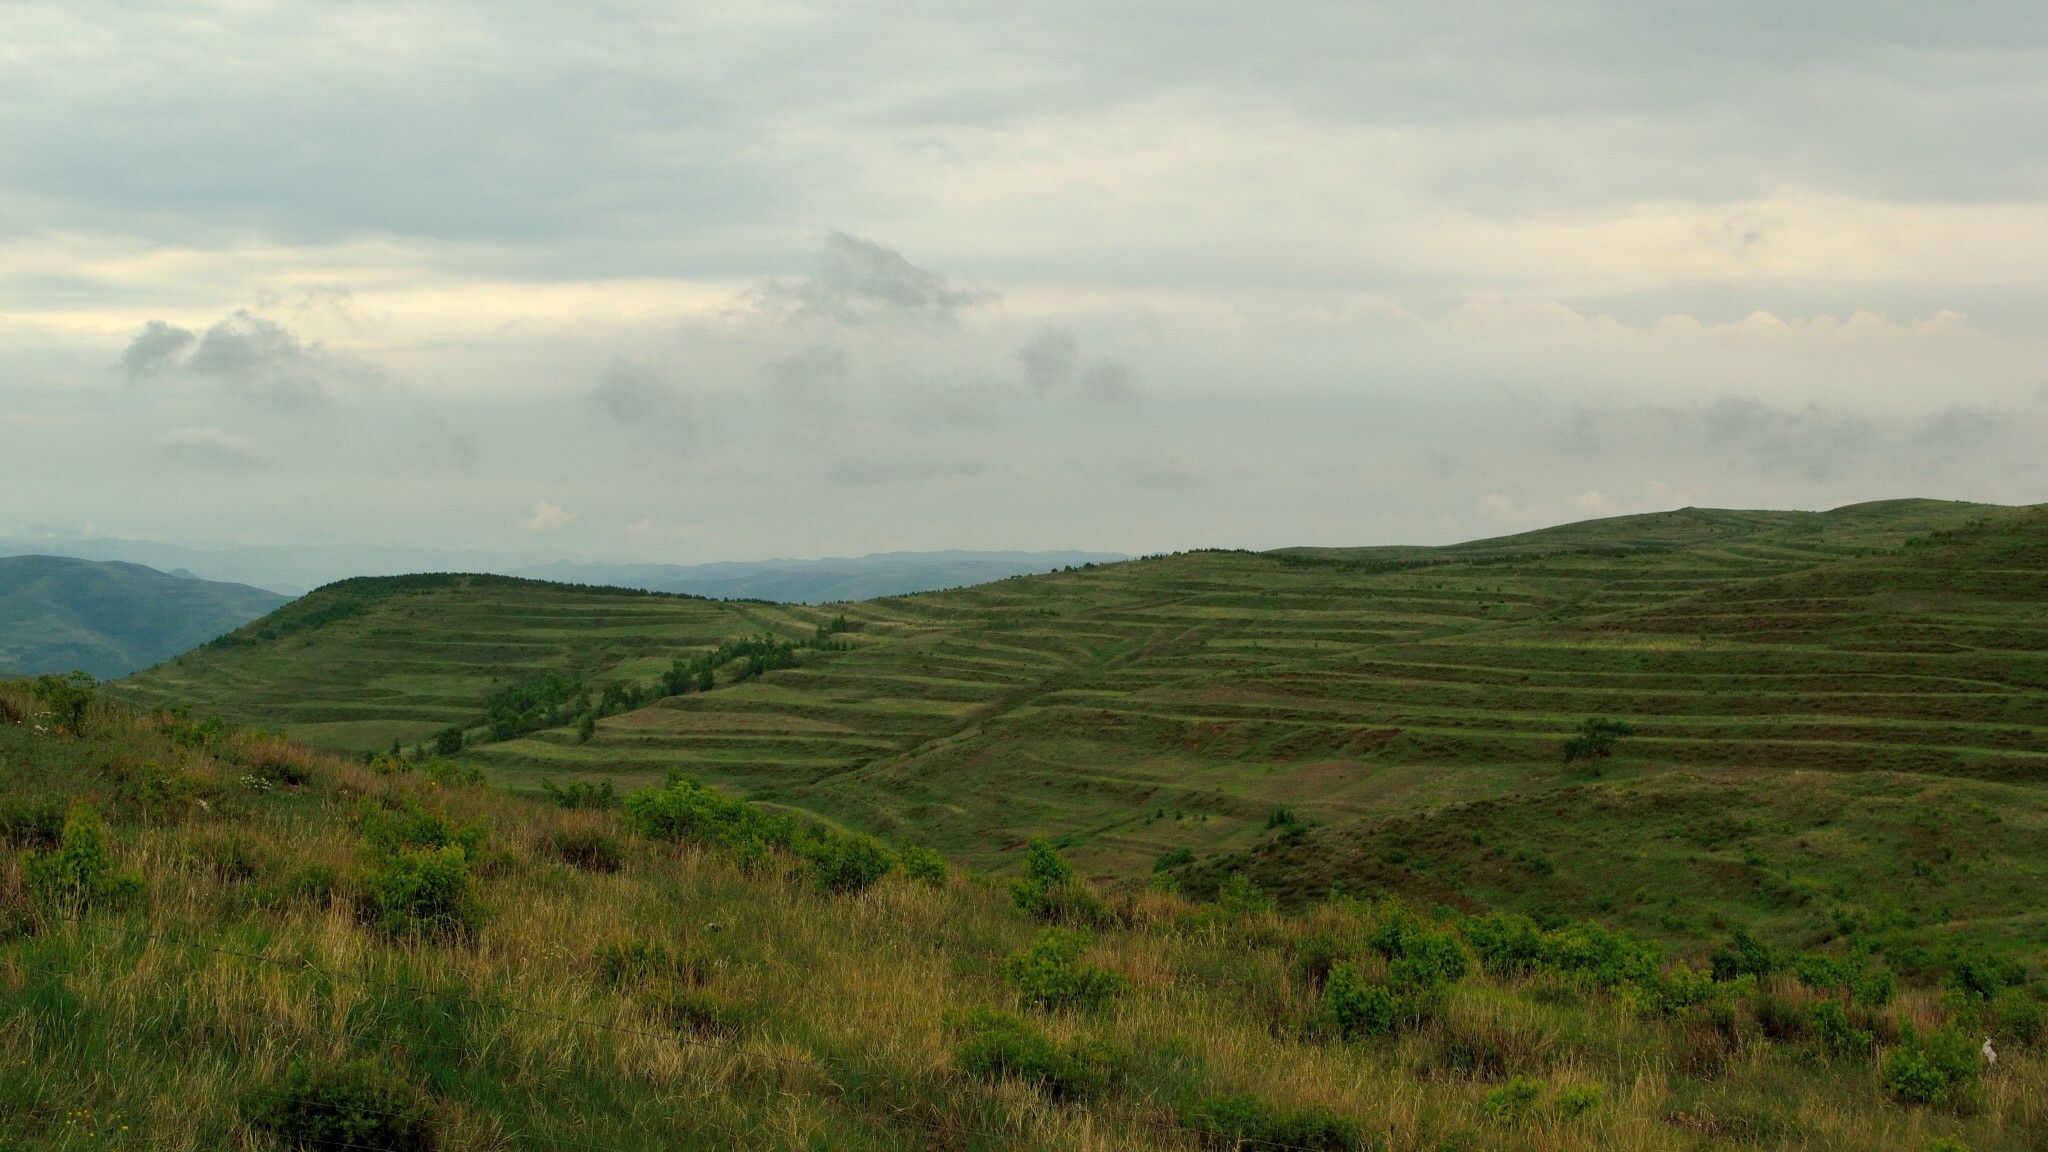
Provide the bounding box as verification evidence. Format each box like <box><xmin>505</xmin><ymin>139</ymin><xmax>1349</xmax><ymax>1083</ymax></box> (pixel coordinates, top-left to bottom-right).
<box><xmin>1552</xmin><ymin>1083</ymin><xmax>1602</xmax><ymax>1120</ymax></box>
<box><xmin>1323</xmin><ymin>964</ymin><xmax>1397</xmax><ymax>1038</ymax></box>
<box><xmin>0</xmin><ymin>793</ymin><xmax>65</xmax><ymax>850</ymax></box>
<box><xmin>799</xmin><ymin>829</ymin><xmax>896</xmax><ymax>894</ymax></box>
<box><xmin>1987</xmin><ymin>987</ymin><xmax>2043</xmax><ymax>1045</ymax></box>
<box><xmin>623</xmin><ymin>774</ymin><xmax>792</xmax><ymax>856</ymax></box>
<box><xmin>1010</xmin><ymin>839</ymin><xmax>1110</xmax><ymax>927</ymax></box>
<box><xmin>357</xmin><ymin>801</ymin><xmax>487</xmax><ymax>860</ymax></box>
<box><xmin>1808</xmin><ymin>999</ymin><xmax>1873</xmax><ymax>1060</ymax></box>
<box><xmin>1709</xmin><ymin>928</ymin><xmax>1777</xmax><ymax>982</ymax></box>
<box><xmin>359</xmin><ymin>845</ymin><xmax>483</xmax><ymax>938</ymax></box>
<box><xmin>950</xmin><ymin>1007</ymin><xmax>1116</xmax><ymax>1099</ymax></box>
<box><xmin>1217</xmin><ymin>872</ymin><xmax>1275</xmax><ymax>916</ymax></box>
<box><xmin>30</xmin><ymin>671</ymin><xmax>96</xmax><ymax>736</ymax></box>
<box><xmin>541</xmin><ymin>778</ymin><xmax>616</xmax><ymax>810</ymax></box>
<box><xmin>544</xmin><ymin>829</ymin><xmax>624</xmax><ymax>873</ymax></box>
<box><xmin>1561</xmin><ymin>717</ymin><xmax>1631</xmax><ymax>764</ymax></box>
<box><xmin>1481</xmin><ymin>1077</ymin><xmax>1544</xmax><ymax>1125</ymax></box>
<box><xmin>897</xmin><ymin>844</ymin><xmax>949</xmax><ymax>887</ymax></box>
<box><xmin>245</xmin><ymin>1059</ymin><xmax>436</xmax><ymax>1152</ymax></box>
<box><xmin>1882</xmin><ymin>1024</ymin><xmax>1980</xmax><ymax>1108</ymax></box>
<box><xmin>1154</xmin><ymin>846</ymin><xmax>1194</xmax><ymax>872</ymax></box>
<box><xmin>1002</xmin><ymin>928</ymin><xmax>1127</xmax><ymax>1012</ymax></box>
<box><xmin>1183</xmin><ymin>1093</ymin><xmax>1362</xmax><ymax>1150</ymax></box>
<box><xmin>1463</xmin><ymin>913</ymin><xmax>1543</xmax><ymax>977</ymax></box>
<box><xmin>21</xmin><ymin>804</ymin><xmax>142</xmax><ymax>912</ymax></box>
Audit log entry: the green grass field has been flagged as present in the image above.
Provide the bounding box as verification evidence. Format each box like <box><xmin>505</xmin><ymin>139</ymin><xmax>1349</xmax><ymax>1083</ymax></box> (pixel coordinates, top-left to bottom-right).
<box><xmin>114</xmin><ymin>499</ymin><xmax>2048</xmax><ymax>967</ymax></box>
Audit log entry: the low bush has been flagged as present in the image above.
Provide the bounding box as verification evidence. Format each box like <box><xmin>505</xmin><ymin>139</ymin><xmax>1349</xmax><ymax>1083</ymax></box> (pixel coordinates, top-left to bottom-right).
<box><xmin>1010</xmin><ymin>839</ymin><xmax>1111</xmax><ymax>927</ymax></box>
<box><xmin>544</xmin><ymin>829</ymin><xmax>624</xmax><ymax>873</ymax></box>
<box><xmin>1808</xmin><ymin>999</ymin><xmax>1873</xmax><ymax>1060</ymax></box>
<box><xmin>1710</xmin><ymin>928</ymin><xmax>1778</xmax><ymax>983</ymax></box>
<box><xmin>1552</xmin><ymin>1082</ymin><xmax>1602</xmax><ymax>1120</ymax></box>
<box><xmin>623</xmin><ymin>774</ymin><xmax>793</xmax><ymax>858</ymax></box>
<box><xmin>1323</xmin><ymin>964</ymin><xmax>1398</xmax><ymax>1039</ymax></box>
<box><xmin>799</xmin><ymin>829</ymin><xmax>896</xmax><ymax>894</ymax></box>
<box><xmin>1182</xmin><ymin>1092</ymin><xmax>1362</xmax><ymax>1151</ymax></box>
<box><xmin>897</xmin><ymin>844</ymin><xmax>949</xmax><ymax>887</ymax></box>
<box><xmin>21</xmin><ymin>804</ymin><xmax>143</xmax><ymax>913</ymax></box>
<box><xmin>1002</xmin><ymin>928</ymin><xmax>1127</xmax><ymax>1012</ymax></box>
<box><xmin>950</xmin><ymin>1006</ymin><xmax>1116</xmax><ymax>1099</ymax></box>
<box><xmin>1217</xmin><ymin>872</ymin><xmax>1275</xmax><ymax>916</ymax></box>
<box><xmin>541</xmin><ymin>779</ymin><xmax>616</xmax><ymax>810</ymax></box>
<box><xmin>1481</xmin><ymin>1076</ymin><xmax>1544</xmax><ymax>1125</ymax></box>
<box><xmin>1987</xmin><ymin>987</ymin><xmax>2044</xmax><ymax>1045</ymax></box>
<box><xmin>244</xmin><ymin>1059</ymin><xmax>436</xmax><ymax>1152</ymax></box>
<box><xmin>270</xmin><ymin>863</ymin><xmax>338</xmax><ymax>909</ymax></box>
<box><xmin>357</xmin><ymin>801</ymin><xmax>487</xmax><ymax>860</ymax></box>
<box><xmin>0</xmin><ymin>793</ymin><xmax>65</xmax><ymax>850</ymax></box>
<box><xmin>1882</xmin><ymin>1024</ymin><xmax>1980</xmax><ymax>1108</ymax></box>
<box><xmin>29</xmin><ymin>671</ymin><xmax>96</xmax><ymax>736</ymax></box>
<box><xmin>358</xmin><ymin>846</ymin><xmax>483</xmax><ymax>938</ymax></box>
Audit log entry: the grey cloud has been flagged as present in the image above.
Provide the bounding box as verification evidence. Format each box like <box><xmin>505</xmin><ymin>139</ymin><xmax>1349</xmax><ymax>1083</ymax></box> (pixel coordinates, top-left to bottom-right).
<box><xmin>1912</xmin><ymin>406</ymin><xmax>2000</xmax><ymax>449</ymax></box>
<box><xmin>155</xmin><ymin>426</ymin><xmax>262</xmax><ymax>469</ymax></box>
<box><xmin>590</xmin><ymin>357</ymin><xmax>670</xmax><ymax>422</ymax></box>
<box><xmin>774</xmin><ymin>233</ymin><xmax>994</xmax><ymax>327</ymax></box>
<box><xmin>828</xmin><ymin>457</ymin><xmax>986</xmax><ymax>485</ymax></box>
<box><xmin>1016</xmin><ymin>325</ymin><xmax>1079</xmax><ymax>391</ymax></box>
<box><xmin>118</xmin><ymin>320</ymin><xmax>197</xmax><ymax>381</ymax></box>
<box><xmin>1080</xmin><ymin>363</ymin><xmax>1132</xmax><ymax>404</ymax></box>
<box><xmin>1692</xmin><ymin>397</ymin><xmax>1876</xmax><ymax>481</ymax></box>
<box><xmin>184</xmin><ymin>309</ymin><xmax>368</xmax><ymax>407</ymax></box>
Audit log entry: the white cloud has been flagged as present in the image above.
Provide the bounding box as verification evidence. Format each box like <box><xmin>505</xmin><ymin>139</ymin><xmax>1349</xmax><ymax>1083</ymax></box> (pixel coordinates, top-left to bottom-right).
<box><xmin>520</xmin><ymin>501</ymin><xmax>575</xmax><ymax>532</ymax></box>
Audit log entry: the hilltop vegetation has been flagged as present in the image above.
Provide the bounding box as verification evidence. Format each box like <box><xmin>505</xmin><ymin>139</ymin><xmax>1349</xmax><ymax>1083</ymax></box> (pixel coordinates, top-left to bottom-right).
<box><xmin>3</xmin><ymin>683</ymin><xmax>2044</xmax><ymax>1150</ymax></box>
<box><xmin>0</xmin><ymin>555</ymin><xmax>287</xmax><ymax>680</ymax></box>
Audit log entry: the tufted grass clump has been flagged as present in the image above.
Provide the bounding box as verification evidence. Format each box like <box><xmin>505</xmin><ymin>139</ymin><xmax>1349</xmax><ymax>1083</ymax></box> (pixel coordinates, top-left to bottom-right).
<box><xmin>1182</xmin><ymin>1092</ymin><xmax>1364</xmax><ymax>1151</ymax></box>
<box><xmin>244</xmin><ymin>1060</ymin><xmax>436</xmax><ymax>1152</ymax></box>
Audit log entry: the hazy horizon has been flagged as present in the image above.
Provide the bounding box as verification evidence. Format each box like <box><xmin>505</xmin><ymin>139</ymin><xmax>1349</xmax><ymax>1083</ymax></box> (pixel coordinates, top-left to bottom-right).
<box><xmin>5</xmin><ymin>2</ymin><xmax>2045</xmax><ymax>555</ymax></box>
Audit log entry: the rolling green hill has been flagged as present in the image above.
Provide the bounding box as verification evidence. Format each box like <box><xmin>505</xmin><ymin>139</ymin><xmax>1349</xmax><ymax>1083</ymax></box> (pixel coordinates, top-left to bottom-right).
<box><xmin>113</xmin><ymin>499</ymin><xmax>2048</xmax><ymax>962</ymax></box>
<box><xmin>0</xmin><ymin>555</ymin><xmax>287</xmax><ymax>679</ymax></box>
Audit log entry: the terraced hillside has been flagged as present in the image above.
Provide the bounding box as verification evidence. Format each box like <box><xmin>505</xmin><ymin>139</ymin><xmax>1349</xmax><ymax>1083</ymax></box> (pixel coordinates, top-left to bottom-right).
<box><xmin>115</xmin><ymin>574</ymin><xmax>832</xmax><ymax>751</ymax></box>
<box><xmin>119</xmin><ymin>501</ymin><xmax>2047</xmax><ymax>933</ymax></box>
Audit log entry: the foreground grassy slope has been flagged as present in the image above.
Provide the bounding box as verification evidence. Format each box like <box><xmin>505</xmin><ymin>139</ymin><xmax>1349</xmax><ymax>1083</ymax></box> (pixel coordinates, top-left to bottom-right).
<box><xmin>4</xmin><ymin>687</ymin><xmax>2044</xmax><ymax>1151</ymax></box>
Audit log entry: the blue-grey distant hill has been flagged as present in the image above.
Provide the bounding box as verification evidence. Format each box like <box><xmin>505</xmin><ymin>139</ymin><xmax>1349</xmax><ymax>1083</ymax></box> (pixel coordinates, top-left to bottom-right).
<box><xmin>512</xmin><ymin>551</ymin><xmax>1129</xmax><ymax>603</ymax></box>
<box><xmin>0</xmin><ymin>555</ymin><xmax>289</xmax><ymax>679</ymax></box>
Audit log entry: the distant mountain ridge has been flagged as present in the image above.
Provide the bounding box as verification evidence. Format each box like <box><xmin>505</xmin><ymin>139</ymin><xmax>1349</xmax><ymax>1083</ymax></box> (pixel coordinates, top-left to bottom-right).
<box><xmin>512</xmin><ymin>550</ymin><xmax>1128</xmax><ymax>603</ymax></box>
<box><xmin>0</xmin><ymin>531</ymin><xmax>1126</xmax><ymax>603</ymax></box>
<box><xmin>0</xmin><ymin>555</ymin><xmax>288</xmax><ymax>679</ymax></box>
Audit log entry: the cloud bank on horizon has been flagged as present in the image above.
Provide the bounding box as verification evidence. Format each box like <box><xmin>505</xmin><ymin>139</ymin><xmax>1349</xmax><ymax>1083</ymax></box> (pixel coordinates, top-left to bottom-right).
<box><xmin>3</xmin><ymin>0</ymin><xmax>2045</xmax><ymax>559</ymax></box>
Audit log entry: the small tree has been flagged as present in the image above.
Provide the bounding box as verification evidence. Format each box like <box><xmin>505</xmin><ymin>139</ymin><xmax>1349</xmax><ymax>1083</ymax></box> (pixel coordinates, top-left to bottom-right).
<box><xmin>432</xmin><ymin>726</ymin><xmax>464</xmax><ymax>756</ymax></box>
<box><xmin>30</xmin><ymin>671</ymin><xmax>96</xmax><ymax>736</ymax></box>
<box><xmin>1562</xmin><ymin>717</ymin><xmax>1633</xmax><ymax>765</ymax></box>
<box><xmin>22</xmin><ymin>804</ymin><xmax>142</xmax><ymax>912</ymax></box>
<box><xmin>576</xmin><ymin>712</ymin><xmax>597</xmax><ymax>744</ymax></box>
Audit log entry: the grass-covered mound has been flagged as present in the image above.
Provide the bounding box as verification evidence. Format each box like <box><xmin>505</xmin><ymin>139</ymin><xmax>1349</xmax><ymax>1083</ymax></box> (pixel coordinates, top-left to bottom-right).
<box><xmin>3</xmin><ymin>679</ymin><xmax>2044</xmax><ymax>1150</ymax></box>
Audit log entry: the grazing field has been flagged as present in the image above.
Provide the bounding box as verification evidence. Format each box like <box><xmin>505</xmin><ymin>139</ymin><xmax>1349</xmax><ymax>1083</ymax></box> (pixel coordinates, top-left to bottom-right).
<box><xmin>3</xmin><ymin>685</ymin><xmax>2044</xmax><ymax>1151</ymax></box>
<box><xmin>115</xmin><ymin>500</ymin><xmax>2048</xmax><ymax>968</ymax></box>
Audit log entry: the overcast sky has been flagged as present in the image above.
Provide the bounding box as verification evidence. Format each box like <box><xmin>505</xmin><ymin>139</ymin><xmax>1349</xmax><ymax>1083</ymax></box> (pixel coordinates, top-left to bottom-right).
<box><xmin>4</xmin><ymin>1</ymin><xmax>2045</xmax><ymax>561</ymax></box>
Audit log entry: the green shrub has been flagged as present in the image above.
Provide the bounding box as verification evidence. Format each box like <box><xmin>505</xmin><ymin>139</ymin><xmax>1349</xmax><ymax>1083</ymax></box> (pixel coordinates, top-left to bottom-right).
<box><xmin>1850</xmin><ymin>966</ymin><xmax>1897</xmax><ymax>1009</ymax></box>
<box><xmin>359</xmin><ymin>846</ymin><xmax>483</xmax><ymax>938</ymax></box>
<box><xmin>1792</xmin><ymin>952</ymin><xmax>1851</xmax><ymax>995</ymax></box>
<box><xmin>898</xmin><ymin>844</ymin><xmax>949</xmax><ymax>887</ymax></box>
<box><xmin>245</xmin><ymin>1059</ymin><xmax>435</xmax><ymax>1152</ymax></box>
<box><xmin>1217</xmin><ymin>872</ymin><xmax>1275</xmax><ymax>916</ymax></box>
<box><xmin>273</xmin><ymin>863</ymin><xmax>338</xmax><ymax>909</ymax></box>
<box><xmin>1927</xmin><ymin>1139</ymin><xmax>1970</xmax><ymax>1152</ymax></box>
<box><xmin>21</xmin><ymin>804</ymin><xmax>142</xmax><ymax>912</ymax></box>
<box><xmin>1183</xmin><ymin>1093</ymin><xmax>1362</xmax><ymax>1150</ymax></box>
<box><xmin>1945</xmin><ymin>951</ymin><xmax>2024</xmax><ymax>1003</ymax></box>
<box><xmin>800</xmin><ymin>829</ymin><xmax>896</xmax><ymax>894</ymax></box>
<box><xmin>1882</xmin><ymin>1024</ymin><xmax>1980</xmax><ymax>1108</ymax></box>
<box><xmin>29</xmin><ymin>671</ymin><xmax>96</xmax><ymax>736</ymax></box>
<box><xmin>1481</xmin><ymin>1077</ymin><xmax>1544</xmax><ymax>1125</ymax></box>
<box><xmin>0</xmin><ymin>793</ymin><xmax>65</xmax><ymax>849</ymax></box>
<box><xmin>1323</xmin><ymin>964</ymin><xmax>1397</xmax><ymax>1038</ymax></box>
<box><xmin>623</xmin><ymin>775</ymin><xmax>792</xmax><ymax>856</ymax></box>
<box><xmin>1561</xmin><ymin>717</ymin><xmax>1631</xmax><ymax>764</ymax></box>
<box><xmin>541</xmin><ymin>778</ymin><xmax>616</xmax><ymax>810</ymax></box>
<box><xmin>432</xmin><ymin>726</ymin><xmax>464</xmax><ymax>756</ymax></box>
<box><xmin>1010</xmin><ymin>839</ymin><xmax>1111</xmax><ymax>927</ymax></box>
<box><xmin>1154</xmin><ymin>846</ymin><xmax>1194</xmax><ymax>872</ymax></box>
<box><xmin>1809</xmin><ymin>999</ymin><xmax>1873</xmax><ymax>1060</ymax></box>
<box><xmin>357</xmin><ymin>801</ymin><xmax>487</xmax><ymax>860</ymax></box>
<box><xmin>544</xmin><ymin>829</ymin><xmax>624</xmax><ymax>873</ymax></box>
<box><xmin>1463</xmin><ymin>913</ymin><xmax>1543</xmax><ymax>977</ymax></box>
<box><xmin>950</xmin><ymin>1006</ymin><xmax>1115</xmax><ymax>1099</ymax></box>
<box><xmin>1987</xmin><ymin>987</ymin><xmax>2043</xmax><ymax>1045</ymax></box>
<box><xmin>1710</xmin><ymin>928</ymin><xmax>1777</xmax><ymax>982</ymax></box>
<box><xmin>1002</xmin><ymin>928</ymin><xmax>1127</xmax><ymax>1012</ymax></box>
<box><xmin>1370</xmin><ymin>910</ymin><xmax>1469</xmax><ymax>987</ymax></box>
<box><xmin>1552</xmin><ymin>1083</ymin><xmax>1602</xmax><ymax>1120</ymax></box>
